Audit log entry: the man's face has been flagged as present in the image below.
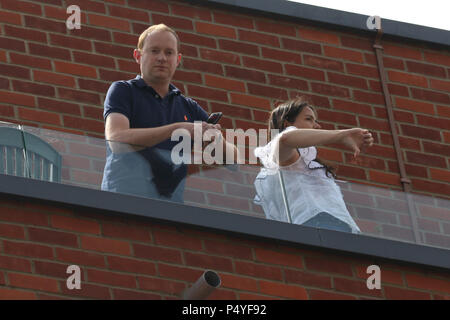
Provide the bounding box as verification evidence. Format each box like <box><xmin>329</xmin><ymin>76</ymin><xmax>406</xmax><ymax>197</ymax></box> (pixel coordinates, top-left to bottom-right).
<box><xmin>134</xmin><ymin>30</ymin><xmax>181</xmax><ymax>85</ymax></box>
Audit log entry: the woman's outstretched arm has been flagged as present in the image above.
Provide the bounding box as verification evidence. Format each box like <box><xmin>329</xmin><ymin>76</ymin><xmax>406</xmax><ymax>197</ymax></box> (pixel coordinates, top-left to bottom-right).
<box><xmin>277</xmin><ymin>128</ymin><xmax>373</xmax><ymax>164</ymax></box>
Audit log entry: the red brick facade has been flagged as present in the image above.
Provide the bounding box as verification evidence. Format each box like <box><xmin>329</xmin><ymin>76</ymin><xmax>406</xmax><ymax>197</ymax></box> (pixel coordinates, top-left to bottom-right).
<box><xmin>0</xmin><ymin>195</ymin><xmax>449</xmax><ymax>300</ymax></box>
<box><xmin>0</xmin><ymin>0</ymin><xmax>449</xmax><ymax>299</ymax></box>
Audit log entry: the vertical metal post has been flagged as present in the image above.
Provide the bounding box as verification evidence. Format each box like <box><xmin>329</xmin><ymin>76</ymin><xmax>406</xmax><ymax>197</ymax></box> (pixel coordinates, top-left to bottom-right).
<box><xmin>278</xmin><ymin>170</ymin><xmax>293</xmax><ymax>224</ymax></box>
<box><xmin>18</xmin><ymin>125</ymin><xmax>31</xmax><ymax>179</ymax></box>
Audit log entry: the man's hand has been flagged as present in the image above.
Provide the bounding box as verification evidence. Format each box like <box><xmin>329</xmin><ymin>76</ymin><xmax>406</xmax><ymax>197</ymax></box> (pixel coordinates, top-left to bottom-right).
<box><xmin>177</xmin><ymin>121</ymin><xmax>221</xmax><ymax>138</ymax></box>
<box><xmin>202</xmin><ymin>122</ymin><xmax>223</xmax><ymax>149</ymax></box>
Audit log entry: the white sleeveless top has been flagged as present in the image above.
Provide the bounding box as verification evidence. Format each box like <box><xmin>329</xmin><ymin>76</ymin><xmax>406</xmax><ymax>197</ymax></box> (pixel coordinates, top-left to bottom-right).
<box><xmin>253</xmin><ymin>126</ymin><xmax>360</xmax><ymax>233</ymax></box>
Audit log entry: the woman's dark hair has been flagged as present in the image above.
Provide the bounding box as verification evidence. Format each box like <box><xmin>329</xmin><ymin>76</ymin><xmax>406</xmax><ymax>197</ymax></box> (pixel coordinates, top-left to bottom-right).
<box><xmin>268</xmin><ymin>97</ymin><xmax>336</xmax><ymax>178</ymax></box>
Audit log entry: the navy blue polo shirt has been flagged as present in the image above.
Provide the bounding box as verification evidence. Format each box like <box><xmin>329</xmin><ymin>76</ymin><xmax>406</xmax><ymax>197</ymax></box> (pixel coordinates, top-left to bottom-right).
<box><xmin>101</xmin><ymin>75</ymin><xmax>209</xmax><ymax>202</ymax></box>
<box><xmin>103</xmin><ymin>75</ymin><xmax>209</xmax><ymax>150</ymax></box>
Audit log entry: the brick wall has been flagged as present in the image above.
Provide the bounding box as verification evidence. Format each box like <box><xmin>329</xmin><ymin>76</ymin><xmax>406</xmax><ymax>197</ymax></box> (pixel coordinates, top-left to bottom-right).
<box><xmin>0</xmin><ymin>0</ymin><xmax>449</xmax><ymax>300</ymax></box>
<box><xmin>0</xmin><ymin>195</ymin><xmax>449</xmax><ymax>300</ymax></box>
<box><xmin>0</xmin><ymin>0</ymin><xmax>448</xmax><ymax>199</ymax></box>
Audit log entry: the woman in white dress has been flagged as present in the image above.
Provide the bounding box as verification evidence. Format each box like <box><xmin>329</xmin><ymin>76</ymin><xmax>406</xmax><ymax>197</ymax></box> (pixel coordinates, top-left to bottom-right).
<box><xmin>254</xmin><ymin>98</ymin><xmax>374</xmax><ymax>233</ymax></box>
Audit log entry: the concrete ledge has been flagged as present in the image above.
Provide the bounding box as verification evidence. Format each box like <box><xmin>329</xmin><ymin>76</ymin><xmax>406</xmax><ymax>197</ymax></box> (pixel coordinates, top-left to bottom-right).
<box><xmin>0</xmin><ymin>173</ymin><xmax>449</xmax><ymax>270</ymax></box>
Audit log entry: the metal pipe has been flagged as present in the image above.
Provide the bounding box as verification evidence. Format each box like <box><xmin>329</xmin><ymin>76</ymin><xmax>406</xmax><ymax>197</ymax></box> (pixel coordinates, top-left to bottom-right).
<box><xmin>371</xmin><ymin>19</ymin><xmax>422</xmax><ymax>243</ymax></box>
<box><xmin>181</xmin><ymin>270</ymin><xmax>221</xmax><ymax>300</ymax></box>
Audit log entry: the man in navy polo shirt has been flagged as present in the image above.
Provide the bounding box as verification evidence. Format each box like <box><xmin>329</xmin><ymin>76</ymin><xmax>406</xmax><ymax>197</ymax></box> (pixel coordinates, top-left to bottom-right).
<box><xmin>101</xmin><ymin>24</ymin><xmax>223</xmax><ymax>202</ymax></box>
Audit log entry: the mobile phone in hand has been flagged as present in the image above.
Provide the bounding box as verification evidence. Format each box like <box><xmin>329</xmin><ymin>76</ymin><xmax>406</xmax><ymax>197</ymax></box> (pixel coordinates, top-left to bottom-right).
<box><xmin>206</xmin><ymin>112</ymin><xmax>222</xmax><ymax>124</ymax></box>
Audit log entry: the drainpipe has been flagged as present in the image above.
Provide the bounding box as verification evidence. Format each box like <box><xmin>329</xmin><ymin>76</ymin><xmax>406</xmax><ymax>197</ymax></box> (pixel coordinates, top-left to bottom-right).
<box><xmin>181</xmin><ymin>270</ymin><xmax>221</xmax><ymax>300</ymax></box>
<box><xmin>369</xmin><ymin>16</ymin><xmax>421</xmax><ymax>243</ymax></box>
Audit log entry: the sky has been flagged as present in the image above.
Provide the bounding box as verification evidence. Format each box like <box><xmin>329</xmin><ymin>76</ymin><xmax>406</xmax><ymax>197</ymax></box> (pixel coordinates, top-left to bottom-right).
<box><xmin>287</xmin><ymin>0</ymin><xmax>449</xmax><ymax>31</ymax></box>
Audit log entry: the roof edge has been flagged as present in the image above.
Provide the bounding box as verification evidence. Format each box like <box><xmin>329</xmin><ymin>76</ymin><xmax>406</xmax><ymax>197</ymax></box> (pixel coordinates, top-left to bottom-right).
<box><xmin>196</xmin><ymin>0</ymin><xmax>450</xmax><ymax>48</ymax></box>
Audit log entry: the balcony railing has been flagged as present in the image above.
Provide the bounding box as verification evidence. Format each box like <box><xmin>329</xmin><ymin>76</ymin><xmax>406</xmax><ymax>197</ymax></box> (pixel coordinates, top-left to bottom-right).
<box><xmin>1</xmin><ymin>121</ymin><xmax>449</xmax><ymax>251</ymax></box>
